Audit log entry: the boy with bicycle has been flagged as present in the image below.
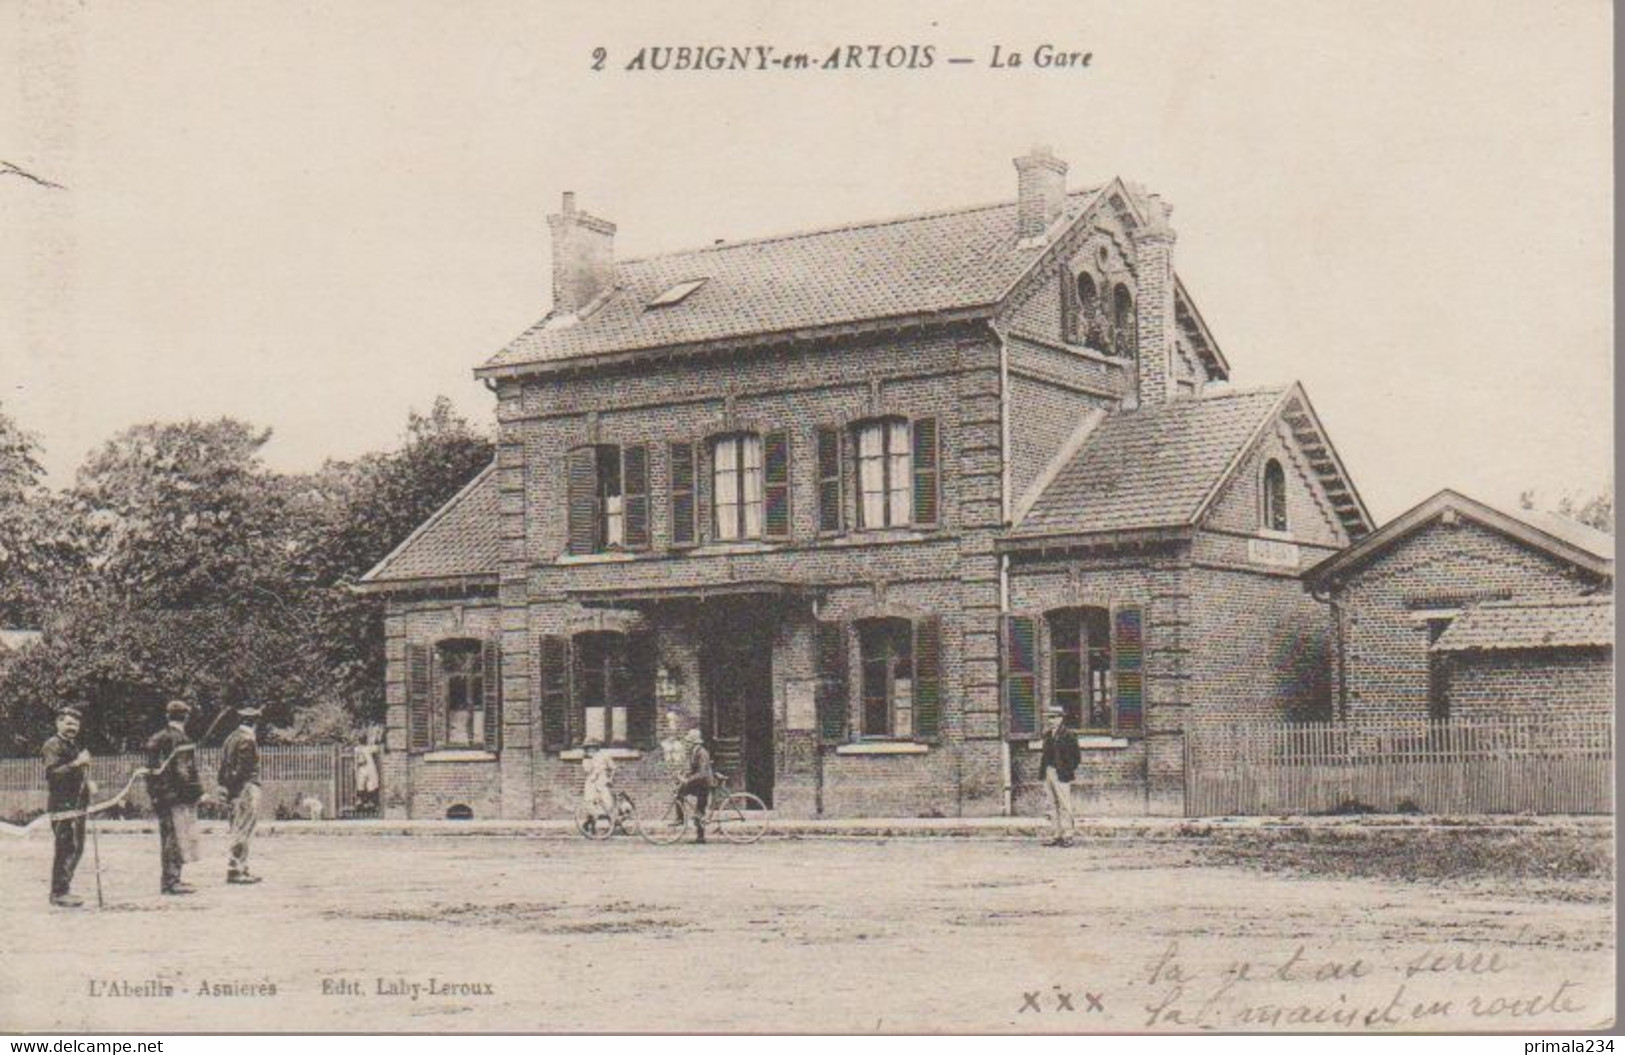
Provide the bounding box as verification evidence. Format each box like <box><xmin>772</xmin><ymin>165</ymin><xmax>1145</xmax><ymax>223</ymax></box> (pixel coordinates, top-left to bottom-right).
<box><xmin>675</xmin><ymin>728</ymin><xmax>713</xmax><ymax>844</ymax></box>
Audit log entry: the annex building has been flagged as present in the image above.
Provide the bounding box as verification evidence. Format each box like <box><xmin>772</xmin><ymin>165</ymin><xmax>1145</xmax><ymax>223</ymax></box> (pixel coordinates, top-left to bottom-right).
<box><xmin>359</xmin><ymin>147</ymin><xmax>1374</xmax><ymax>819</ymax></box>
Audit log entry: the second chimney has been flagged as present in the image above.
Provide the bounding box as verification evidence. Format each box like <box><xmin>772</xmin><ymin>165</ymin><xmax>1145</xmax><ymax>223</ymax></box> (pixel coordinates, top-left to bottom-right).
<box><xmin>547</xmin><ymin>191</ymin><xmax>617</xmax><ymax>316</ymax></box>
<box><xmin>1013</xmin><ymin>145</ymin><xmax>1067</xmax><ymax>240</ymax></box>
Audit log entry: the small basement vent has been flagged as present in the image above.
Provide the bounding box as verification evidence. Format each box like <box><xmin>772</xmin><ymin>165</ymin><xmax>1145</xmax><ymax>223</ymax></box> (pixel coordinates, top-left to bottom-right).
<box><xmin>445</xmin><ymin>804</ymin><xmax>474</xmax><ymax>821</ymax></box>
<box><xmin>646</xmin><ymin>278</ymin><xmax>707</xmax><ymax>309</ymax></box>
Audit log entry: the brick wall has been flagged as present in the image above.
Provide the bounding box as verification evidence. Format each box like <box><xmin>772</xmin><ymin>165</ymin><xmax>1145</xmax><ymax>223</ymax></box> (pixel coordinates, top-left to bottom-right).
<box><xmin>1446</xmin><ymin>648</ymin><xmax>1613</xmax><ymax>721</ymax></box>
<box><xmin>1330</xmin><ymin>519</ymin><xmax>1604</xmax><ymax>721</ymax></box>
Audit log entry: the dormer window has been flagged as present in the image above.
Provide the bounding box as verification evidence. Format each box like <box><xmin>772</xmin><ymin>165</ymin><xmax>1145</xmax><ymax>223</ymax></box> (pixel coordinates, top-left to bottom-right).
<box><xmin>646</xmin><ymin>278</ymin><xmax>706</xmax><ymax>309</ymax></box>
<box><xmin>1262</xmin><ymin>458</ymin><xmax>1288</xmax><ymax>533</ymax></box>
<box><xmin>1112</xmin><ymin>284</ymin><xmax>1136</xmax><ymax>358</ymax></box>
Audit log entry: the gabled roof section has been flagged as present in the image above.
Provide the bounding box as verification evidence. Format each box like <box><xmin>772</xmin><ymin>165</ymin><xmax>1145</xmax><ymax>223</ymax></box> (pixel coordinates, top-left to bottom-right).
<box><xmin>1432</xmin><ymin>596</ymin><xmax>1613</xmax><ymax>653</ymax></box>
<box><xmin>1005</xmin><ymin>382</ymin><xmax>1371</xmax><ymax>546</ymax></box>
<box><xmin>1305</xmin><ymin>489</ymin><xmax>1615</xmax><ymax>591</ymax></box>
<box><xmin>480</xmin><ymin>187</ymin><xmax>1118</xmax><ymax>376</ymax></box>
<box><xmin>356</xmin><ymin>463</ymin><xmax>502</xmax><ymax>592</ymax></box>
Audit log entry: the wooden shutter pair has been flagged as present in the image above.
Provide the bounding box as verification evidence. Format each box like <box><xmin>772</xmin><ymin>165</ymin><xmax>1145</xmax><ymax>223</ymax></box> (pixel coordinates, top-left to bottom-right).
<box><xmin>536</xmin><ymin>633</ymin><xmax>658</xmax><ymax>751</ymax></box>
<box><xmin>813</xmin><ymin>617</ymin><xmax>942</xmax><ymax>742</ymax></box>
<box><xmin>1001</xmin><ymin>605</ymin><xmax>1145</xmax><ymax>739</ymax></box>
<box><xmin>404</xmin><ymin>639</ymin><xmax>502</xmax><ymax>753</ymax></box>
<box><xmin>814</xmin><ymin>418</ymin><xmax>941</xmax><ymax>533</ymax></box>
<box><xmin>566</xmin><ymin>446</ymin><xmax>650</xmax><ymax>553</ymax></box>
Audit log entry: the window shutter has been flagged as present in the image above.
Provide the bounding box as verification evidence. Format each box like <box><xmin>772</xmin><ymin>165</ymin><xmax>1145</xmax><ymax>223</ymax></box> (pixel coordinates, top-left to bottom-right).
<box><xmin>623</xmin><ymin>445</ymin><xmax>650</xmax><ymax>549</ymax></box>
<box><xmin>1112</xmin><ymin>603</ymin><xmax>1145</xmax><ymax>736</ymax></box>
<box><xmin>538</xmin><ymin>635</ymin><xmax>571</xmax><ymax>751</ymax></box>
<box><xmin>763</xmin><ymin>430</ymin><xmax>791</xmax><ymax>539</ymax></box>
<box><xmin>814</xmin><ymin>620</ymin><xmax>849</xmax><ymax>744</ymax></box>
<box><xmin>913</xmin><ymin>616</ymin><xmax>943</xmax><ymax>742</ymax></box>
<box><xmin>482</xmin><ymin>638</ymin><xmax>503</xmax><ymax>753</ymax></box>
<box><xmin>406</xmin><ymin>643</ymin><xmax>431</xmax><ymax>753</ymax></box>
<box><xmin>670</xmin><ymin>441</ymin><xmax>697</xmax><ymax>547</ymax></box>
<box><xmin>627</xmin><ymin>630</ymin><xmax>658</xmax><ymax>749</ymax></box>
<box><xmin>1002</xmin><ymin>614</ymin><xmax>1039</xmax><ymax>739</ymax></box>
<box><xmin>912</xmin><ymin>417</ymin><xmax>940</xmax><ymax>527</ymax></box>
<box><xmin>566</xmin><ymin>446</ymin><xmax>600</xmax><ymax>555</ymax></box>
<box><xmin>816</xmin><ymin>426</ymin><xmax>844</xmax><ymax>534</ymax></box>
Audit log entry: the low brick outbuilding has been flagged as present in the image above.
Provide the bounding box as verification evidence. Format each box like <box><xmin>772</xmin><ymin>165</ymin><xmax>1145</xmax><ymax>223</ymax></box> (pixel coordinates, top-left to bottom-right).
<box><xmin>1304</xmin><ymin>490</ymin><xmax>1613</xmax><ymax>723</ymax></box>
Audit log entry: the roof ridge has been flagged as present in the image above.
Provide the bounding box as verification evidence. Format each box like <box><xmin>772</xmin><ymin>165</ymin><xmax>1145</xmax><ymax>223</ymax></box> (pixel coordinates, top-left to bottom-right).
<box><xmin>617</xmin><ymin>186</ymin><xmax>1105</xmax><ymax>265</ymax></box>
<box><xmin>1478</xmin><ymin>595</ymin><xmax>1613</xmax><ymax>608</ymax></box>
<box><xmin>359</xmin><ymin>461</ymin><xmax>497</xmax><ymax>583</ymax></box>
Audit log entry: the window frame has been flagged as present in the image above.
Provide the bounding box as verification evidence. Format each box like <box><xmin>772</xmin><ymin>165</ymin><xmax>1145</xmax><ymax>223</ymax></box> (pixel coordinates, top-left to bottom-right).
<box><xmin>1112</xmin><ymin>283</ymin><xmax>1136</xmax><ymax>359</ymax></box>
<box><xmin>436</xmin><ymin>638</ymin><xmax>487</xmax><ymax>749</ymax></box>
<box><xmin>853</xmin><ymin>417</ymin><xmax>914</xmax><ymax>531</ymax></box>
<box><xmin>855</xmin><ymin>616</ymin><xmax>916</xmax><ymax>739</ymax></box>
<box><xmin>1261</xmin><ymin>458</ymin><xmax>1289</xmax><ymax>535</ymax></box>
<box><xmin>1045</xmin><ymin>608</ymin><xmax>1114</xmax><ymax>734</ymax></box>
<box><xmin>573</xmin><ymin>630</ymin><xmax>631</xmax><ymax>748</ymax></box>
<box><xmin>710</xmin><ymin>432</ymin><xmax>766</xmax><ymax>542</ymax></box>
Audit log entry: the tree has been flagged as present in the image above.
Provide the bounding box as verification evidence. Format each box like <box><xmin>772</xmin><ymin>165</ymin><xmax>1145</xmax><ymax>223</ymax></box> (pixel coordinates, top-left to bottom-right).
<box><xmin>296</xmin><ymin>397</ymin><xmax>493</xmax><ymax>723</ymax></box>
<box><xmin>0</xmin><ymin>403</ymin><xmax>84</xmax><ymax>627</ymax></box>
<box><xmin>1520</xmin><ymin>486</ymin><xmax>1614</xmax><ymax>535</ymax></box>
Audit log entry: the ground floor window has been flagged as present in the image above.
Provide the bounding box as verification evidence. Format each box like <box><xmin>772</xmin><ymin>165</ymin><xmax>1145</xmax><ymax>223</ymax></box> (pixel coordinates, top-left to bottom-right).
<box><xmin>437</xmin><ymin>639</ymin><xmax>486</xmax><ymax>747</ymax></box>
<box><xmin>1047</xmin><ymin>607</ymin><xmax>1112</xmax><ymax>732</ymax></box>
<box><xmin>858</xmin><ymin>617</ymin><xmax>915</xmax><ymax>738</ymax></box>
<box><xmin>575</xmin><ymin>631</ymin><xmax>630</xmax><ymax>745</ymax></box>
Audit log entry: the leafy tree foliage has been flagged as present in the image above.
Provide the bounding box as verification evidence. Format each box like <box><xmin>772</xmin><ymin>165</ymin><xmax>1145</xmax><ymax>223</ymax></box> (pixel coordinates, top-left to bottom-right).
<box><xmin>0</xmin><ymin>398</ymin><xmax>492</xmax><ymax>753</ymax></box>
<box><xmin>1519</xmin><ymin>486</ymin><xmax>1614</xmax><ymax>535</ymax></box>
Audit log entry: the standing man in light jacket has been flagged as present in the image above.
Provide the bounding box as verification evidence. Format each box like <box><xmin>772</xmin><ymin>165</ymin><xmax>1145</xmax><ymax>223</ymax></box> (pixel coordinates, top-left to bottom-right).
<box><xmin>218</xmin><ymin>705</ymin><xmax>264</xmax><ymax>885</ymax></box>
<box><xmin>1039</xmin><ymin>705</ymin><xmax>1081</xmax><ymax>847</ymax></box>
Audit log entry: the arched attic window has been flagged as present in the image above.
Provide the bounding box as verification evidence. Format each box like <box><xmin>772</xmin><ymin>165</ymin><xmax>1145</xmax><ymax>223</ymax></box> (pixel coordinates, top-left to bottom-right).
<box><xmin>1262</xmin><ymin>459</ymin><xmax>1289</xmax><ymax>533</ymax></box>
<box><xmin>1112</xmin><ymin>284</ymin><xmax>1136</xmax><ymax>358</ymax></box>
<box><xmin>1076</xmin><ymin>273</ymin><xmax>1104</xmax><ymax>350</ymax></box>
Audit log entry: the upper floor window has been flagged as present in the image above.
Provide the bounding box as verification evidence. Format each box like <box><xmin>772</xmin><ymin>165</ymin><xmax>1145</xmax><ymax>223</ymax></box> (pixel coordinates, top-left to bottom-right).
<box><xmin>567</xmin><ymin>444</ymin><xmax>649</xmax><ymax>554</ymax></box>
<box><xmin>856</xmin><ymin>419</ymin><xmax>912</xmax><ymax>529</ymax></box>
<box><xmin>1112</xmin><ymin>284</ymin><xmax>1136</xmax><ymax>359</ymax></box>
<box><xmin>712</xmin><ymin>433</ymin><xmax>764</xmax><ymax>541</ymax></box>
<box><xmin>1262</xmin><ymin>458</ymin><xmax>1288</xmax><ymax>533</ymax></box>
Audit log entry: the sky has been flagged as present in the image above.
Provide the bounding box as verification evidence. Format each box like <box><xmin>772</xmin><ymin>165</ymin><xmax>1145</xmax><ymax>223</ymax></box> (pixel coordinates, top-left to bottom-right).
<box><xmin>0</xmin><ymin>0</ymin><xmax>1612</xmax><ymax>523</ymax></box>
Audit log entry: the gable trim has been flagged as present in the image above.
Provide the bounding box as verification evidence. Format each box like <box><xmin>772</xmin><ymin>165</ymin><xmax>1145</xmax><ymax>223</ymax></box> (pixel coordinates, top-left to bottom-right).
<box><xmin>1304</xmin><ymin>489</ymin><xmax>1615</xmax><ymax>590</ymax></box>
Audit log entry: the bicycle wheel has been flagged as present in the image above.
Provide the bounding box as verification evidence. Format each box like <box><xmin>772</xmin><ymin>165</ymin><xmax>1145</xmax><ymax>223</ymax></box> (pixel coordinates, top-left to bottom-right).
<box><xmin>576</xmin><ymin>805</ymin><xmax>615</xmax><ymax>841</ymax></box>
<box><xmin>713</xmin><ymin>792</ymin><xmax>769</xmax><ymax>844</ymax></box>
<box><xmin>638</xmin><ymin>795</ymin><xmax>689</xmax><ymax>845</ymax></box>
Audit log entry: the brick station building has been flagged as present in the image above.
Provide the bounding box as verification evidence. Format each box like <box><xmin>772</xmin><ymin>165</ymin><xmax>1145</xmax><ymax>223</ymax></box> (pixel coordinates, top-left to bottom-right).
<box><xmin>1303</xmin><ymin>489</ymin><xmax>1614</xmax><ymax>724</ymax></box>
<box><xmin>358</xmin><ymin>147</ymin><xmax>1374</xmax><ymax>819</ymax></box>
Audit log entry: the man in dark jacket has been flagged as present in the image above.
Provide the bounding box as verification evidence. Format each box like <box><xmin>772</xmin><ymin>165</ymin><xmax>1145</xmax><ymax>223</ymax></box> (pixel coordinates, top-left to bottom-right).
<box><xmin>145</xmin><ymin>700</ymin><xmax>203</xmax><ymax>894</ymax></box>
<box><xmin>676</xmin><ymin>728</ymin><xmax>714</xmax><ymax>844</ymax></box>
<box><xmin>42</xmin><ymin>706</ymin><xmax>94</xmax><ymax>907</ymax></box>
<box><xmin>1039</xmin><ymin>705</ymin><xmax>1081</xmax><ymax>847</ymax></box>
<box><xmin>217</xmin><ymin>705</ymin><xmax>264</xmax><ymax>885</ymax></box>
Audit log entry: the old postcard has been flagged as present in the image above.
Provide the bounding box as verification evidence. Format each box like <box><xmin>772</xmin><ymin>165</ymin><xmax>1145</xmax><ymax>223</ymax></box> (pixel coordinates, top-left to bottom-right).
<box><xmin>0</xmin><ymin>0</ymin><xmax>1613</xmax><ymax>1036</ymax></box>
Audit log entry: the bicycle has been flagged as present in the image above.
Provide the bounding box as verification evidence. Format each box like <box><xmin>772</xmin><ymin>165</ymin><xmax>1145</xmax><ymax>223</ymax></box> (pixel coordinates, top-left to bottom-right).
<box><xmin>575</xmin><ymin>789</ymin><xmax>639</xmax><ymax>840</ymax></box>
<box><xmin>637</xmin><ymin>772</ymin><xmax>769</xmax><ymax>845</ymax></box>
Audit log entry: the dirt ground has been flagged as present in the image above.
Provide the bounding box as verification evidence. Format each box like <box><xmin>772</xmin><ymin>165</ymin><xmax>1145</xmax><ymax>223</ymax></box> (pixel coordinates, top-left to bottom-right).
<box><xmin>1</xmin><ymin>825</ymin><xmax>1613</xmax><ymax>1033</ymax></box>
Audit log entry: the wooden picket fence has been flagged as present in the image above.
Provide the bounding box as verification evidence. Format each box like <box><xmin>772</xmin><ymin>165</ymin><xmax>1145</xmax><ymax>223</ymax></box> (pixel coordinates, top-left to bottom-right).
<box><xmin>0</xmin><ymin>743</ymin><xmax>362</xmax><ymax>823</ymax></box>
<box><xmin>1184</xmin><ymin>715</ymin><xmax>1614</xmax><ymax>816</ymax></box>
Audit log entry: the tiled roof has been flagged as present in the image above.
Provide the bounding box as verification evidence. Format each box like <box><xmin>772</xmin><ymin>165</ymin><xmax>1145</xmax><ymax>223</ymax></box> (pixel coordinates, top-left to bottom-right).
<box><xmin>480</xmin><ymin>189</ymin><xmax>1108</xmax><ymax>373</ymax></box>
<box><xmin>358</xmin><ymin>464</ymin><xmax>501</xmax><ymax>587</ymax></box>
<box><xmin>1012</xmin><ymin>387</ymin><xmax>1289</xmax><ymax>536</ymax></box>
<box><xmin>1432</xmin><ymin>596</ymin><xmax>1614</xmax><ymax>652</ymax></box>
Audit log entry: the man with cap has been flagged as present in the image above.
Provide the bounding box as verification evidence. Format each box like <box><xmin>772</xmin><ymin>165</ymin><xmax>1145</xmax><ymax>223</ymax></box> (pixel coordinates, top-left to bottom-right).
<box><xmin>675</xmin><ymin>728</ymin><xmax>714</xmax><ymax>844</ymax></box>
<box><xmin>217</xmin><ymin>705</ymin><xmax>264</xmax><ymax>885</ymax></box>
<box><xmin>1039</xmin><ymin>705</ymin><xmax>1081</xmax><ymax>847</ymax></box>
<box><xmin>41</xmin><ymin>705</ymin><xmax>96</xmax><ymax>907</ymax></box>
<box><xmin>145</xmin><ymin>700</ymin><xmax>203</xmax><ymax>894</ymax></box>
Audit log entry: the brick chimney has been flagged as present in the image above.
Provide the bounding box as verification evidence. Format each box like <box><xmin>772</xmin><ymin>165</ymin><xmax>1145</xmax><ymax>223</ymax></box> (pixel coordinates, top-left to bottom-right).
<box><xmin>1130</xmin><ymin>193</ymin><xmax>1178</xmax><ymax>405</ymax></box>
<box><xmin>1013</xmin><ymin>145</ymin><xmax>1067</xmax><ymax>241</ymax></box>
<box><xmin>547</xmin><ymin>192</ymin><xmax>616</xmax><ymax>316</ymax></box>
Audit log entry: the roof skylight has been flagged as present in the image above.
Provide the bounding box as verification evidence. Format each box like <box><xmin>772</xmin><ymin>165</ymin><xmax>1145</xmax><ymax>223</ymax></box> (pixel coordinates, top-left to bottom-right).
<box><xmin>646</xmin><ymin>278</ymin><xmax>707</xmax><ymax>308</ymax></box>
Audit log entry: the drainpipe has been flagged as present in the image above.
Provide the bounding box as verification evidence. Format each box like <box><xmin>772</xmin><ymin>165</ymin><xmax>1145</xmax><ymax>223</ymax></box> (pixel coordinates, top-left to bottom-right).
<box><xmin>1307</xmin><ymin>583</ymin><xmax>1346</xmax><ymax>721</ymax></box>
<box><xmin>1000</xmin><ymin>552</ymin><xmax>1014</xmax><ymax>816</ymax></box>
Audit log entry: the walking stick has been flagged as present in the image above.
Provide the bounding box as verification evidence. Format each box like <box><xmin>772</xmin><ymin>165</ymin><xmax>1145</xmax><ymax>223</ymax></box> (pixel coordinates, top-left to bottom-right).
<box><xmin>85</xmin><ymin>780</ymin><xmax>105</xmax><ymax>909</ymax></box>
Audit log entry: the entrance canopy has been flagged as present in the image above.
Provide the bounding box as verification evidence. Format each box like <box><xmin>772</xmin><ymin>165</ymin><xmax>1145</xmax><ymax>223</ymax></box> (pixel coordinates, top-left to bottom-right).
<box><xmin>566</xmin><ymin>578</ymin><xmax>818</xmax><ymax>610</ymax></box>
